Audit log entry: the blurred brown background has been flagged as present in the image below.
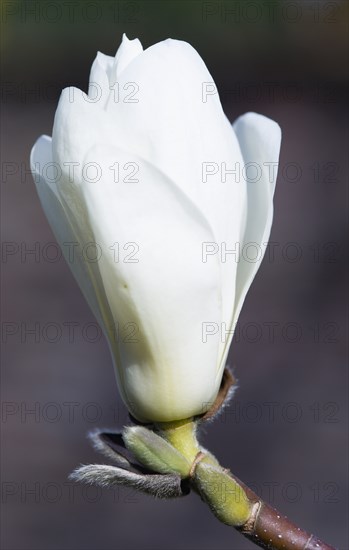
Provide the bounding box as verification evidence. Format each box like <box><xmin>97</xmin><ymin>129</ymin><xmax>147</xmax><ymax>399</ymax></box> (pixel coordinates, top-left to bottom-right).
<box><xmin>1</xmin><ymin>1</ymin><xmax>348</xmax><ymax>549</ymax></box>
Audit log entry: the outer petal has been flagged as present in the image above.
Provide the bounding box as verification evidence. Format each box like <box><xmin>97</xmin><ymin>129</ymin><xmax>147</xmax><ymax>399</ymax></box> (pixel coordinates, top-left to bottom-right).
<box><xmin>104</xmin><ymin>38</ymin><xmax>247</xmax><ymax>367</ymax></box>
<box><xmin>105</xmin><ymin>39</ymin><xmax>246</xmax><ymax>247</ymax></box>
<box><xmin>30</xmin><ymin>135</ymin><xmax>116</xmax><ymax>348</ymax></box>
<box><xmin>51</xmin><ymin>86</ymin><xmax>119</xmax><ymax>272</ymax></box>
<box><xmin>88</xmin><ymin>52</ymin><xmax>114</xmax><ymax>106</ymax></box>
<box><xmin>79</xmin><ymin>144</ymin><xmax>222</xmax><ymax>422</ymax></box>
<box><xmin>218</xmin><ymin>112</ymin><xmax>281</xmax><ymax>372</ymax></box>
<box><xmin>51</xmin><ymin>85</ymin><xmax>118</xmax><ymax>219</ymax></box>
<box><xmin>52</xmin><ymin>87</ymin><xmax>111</xmax><ymax>178</ymax></box>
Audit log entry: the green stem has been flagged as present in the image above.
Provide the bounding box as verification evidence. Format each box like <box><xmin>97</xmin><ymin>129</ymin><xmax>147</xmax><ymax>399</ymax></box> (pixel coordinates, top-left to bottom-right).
<box><xmin>156</xmin><ymin>418</ymin><xmax>200</xmax><ymax>463</ymax></box>
<box><xmin>156</xmin><ymin>418</ymin><xmax>252</xmax><ymax>526</ymax></box>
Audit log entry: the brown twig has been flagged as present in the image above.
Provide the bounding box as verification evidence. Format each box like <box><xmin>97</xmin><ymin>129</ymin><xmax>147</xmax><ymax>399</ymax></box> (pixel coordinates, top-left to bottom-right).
<box><xmin>231</xmin><ymin>473</ymin><xmax>336</xmax><ymax>550</ymax></box>
<box><xmin>195</xmin><ymin>370</ymin><xmax>337</xmax><ymax>549</ymax></box>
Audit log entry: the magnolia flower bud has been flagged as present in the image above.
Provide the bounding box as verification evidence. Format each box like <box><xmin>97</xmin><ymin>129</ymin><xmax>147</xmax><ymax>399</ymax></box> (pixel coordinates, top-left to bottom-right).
<box><xmin>30</xmin><ymin>35</ymin><xmax>281</xmax><ymax>423</ymax></box>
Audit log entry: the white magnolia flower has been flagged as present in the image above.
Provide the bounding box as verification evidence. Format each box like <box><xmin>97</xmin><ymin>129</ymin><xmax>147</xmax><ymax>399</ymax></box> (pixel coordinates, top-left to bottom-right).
<box><xmin>31</xmin><ymin>35</ymin><xmax>281</xmax><ymax>423</ymax></box>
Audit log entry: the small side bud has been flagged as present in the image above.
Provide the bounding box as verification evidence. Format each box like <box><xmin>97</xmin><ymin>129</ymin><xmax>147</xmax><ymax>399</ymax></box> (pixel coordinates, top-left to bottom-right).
<box><xmin>123</xmin><ymin>426</ymin><xmax>191</xmax><ymax>477</ymax></box>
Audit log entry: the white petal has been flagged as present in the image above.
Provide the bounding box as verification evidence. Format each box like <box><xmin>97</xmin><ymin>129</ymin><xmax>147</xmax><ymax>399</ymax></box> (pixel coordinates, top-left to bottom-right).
<box><xmin>52</xmin><ymin>87</ymin><xmax>107</xmax><ymax>176</ymax></box>
<box><xmin>88</xmin><ymin>36</ymin><xmax>143</xmax><ymax>106</ymax></box>
<box><xmin>88</xmin><ymin>52</ymin><xmax>114</xmax><ymax>106</ymax></box>
<box><xmin>51</xmin><ymin>81</ymin><xmax>224</xmax><ymax>419</ymax></box>
<box><xmin>110</xmin><ymin>34</ymin><xmax>143</xmax><ymax>83</ymax></box>
<box><xmin>30</xmin><ymin>135</ymin><xmax>116</xmax><ymax>346</ymax></box>
<box><xmin>80</xmin><ymin>144</ymin><xmax>222</xmax><ymax>422</ymax></box>
<box><xmin>30</xmin><ymin>135</ymin><xmax>59</xmax><ymax>199</ymax></box>
<box><xmin>218</xmin><ymin>112</ymin><xmax>281</xmax><ymax>372</ymax></box>
<box><xmin>51</xmin><ymin>85</ymin><xmax>118</xmax><ymax>241</ymax></box>
<box><xmin>104</xmin><ymin>39</ymin><xmax>247</xmax><ymax>366</ymax></box>
<box><xmin>90</xmin><ymin>51</ymin><xmax>114</xmax><ymax>81</ymax></box>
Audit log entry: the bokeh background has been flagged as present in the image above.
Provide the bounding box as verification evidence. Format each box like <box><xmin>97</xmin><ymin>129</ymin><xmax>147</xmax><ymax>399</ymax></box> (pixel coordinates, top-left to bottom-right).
<box><xmin>1</xmin><ymin>1</ymin><xmax>348</xmax><ymax>549</ymax></box>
